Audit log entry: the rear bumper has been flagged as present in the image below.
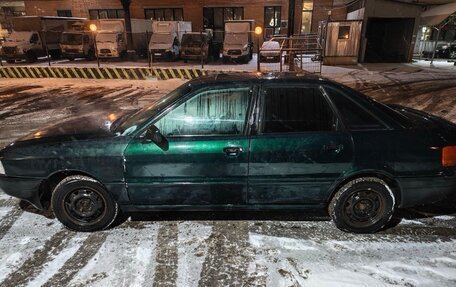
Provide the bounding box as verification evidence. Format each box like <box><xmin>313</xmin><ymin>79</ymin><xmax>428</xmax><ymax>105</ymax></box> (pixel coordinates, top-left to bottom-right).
<box><xmin>0</xmin><ymin>175</ymin><xmax>44</xmax><ymax>209</ymax></box>
<box><xmin>398</xmin><ymin>172</ymin><xmax>456</xmax><ymax>208</ymax></box>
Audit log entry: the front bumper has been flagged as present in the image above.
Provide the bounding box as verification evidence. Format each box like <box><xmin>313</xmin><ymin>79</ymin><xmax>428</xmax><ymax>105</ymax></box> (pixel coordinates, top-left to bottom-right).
<box><xmin>0</xmin><ymin>175</ymin><xmax>44</xmax><ymax>209</ymax></box>
<box><xmin>398</xmin><ymin>170</ymin><xmax>456</xmax><ymax>208</ymax></box>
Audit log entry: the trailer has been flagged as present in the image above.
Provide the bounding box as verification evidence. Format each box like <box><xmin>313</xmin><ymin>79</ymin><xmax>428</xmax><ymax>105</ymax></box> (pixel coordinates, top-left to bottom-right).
<box><xmin>1</xmin><ymin>16</ymin><xmax>84</xmax><ymax>63</ymax></box>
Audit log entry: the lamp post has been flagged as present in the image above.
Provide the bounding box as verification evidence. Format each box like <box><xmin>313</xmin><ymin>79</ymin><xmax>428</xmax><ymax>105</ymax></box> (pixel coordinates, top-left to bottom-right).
<box><xmin>255</xmin><ymin>26</ymin><xmax>262</xmax><ymax>72</ymax></box>
<box><xmin>89</xmin><ymin>24</ymin><xmax>100</xmax><ymax>68</ymax></box>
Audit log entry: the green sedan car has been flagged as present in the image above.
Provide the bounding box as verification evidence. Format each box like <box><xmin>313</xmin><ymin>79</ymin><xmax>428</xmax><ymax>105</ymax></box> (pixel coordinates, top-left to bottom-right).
<box><xmin>1</xmin><ymin>73</ymin><xmax>455</xmax><ymax>233</ymax></box>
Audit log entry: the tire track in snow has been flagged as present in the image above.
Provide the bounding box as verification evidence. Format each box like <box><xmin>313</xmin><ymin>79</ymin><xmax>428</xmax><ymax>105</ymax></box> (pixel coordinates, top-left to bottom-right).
<box><xmin>42</xmin><ymin>232</ymin><xmax>108</xmax><ymax>287</ymax></box>
<box><xmin>0</xmin><ymin>229</ymin><xmax>75</xmax><ymax>286</ymax></box>
<box><xmin>0</xmin><ymin>208</ymin><xmax>23</xmax><ymax>241</ymax></box>
<box><xmin>152</xmin><ymin>222</ymin><xmax>179</xmax><ymax>287</ymax></box>
<box><xmin>197</xmin><ymin>221</ymin><xmax>252</xmax><ymax>287</ymax></box>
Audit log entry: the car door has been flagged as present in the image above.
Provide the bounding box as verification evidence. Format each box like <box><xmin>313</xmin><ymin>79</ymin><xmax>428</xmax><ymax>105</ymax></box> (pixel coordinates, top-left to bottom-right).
<box><xmin>248</xmin><ymin>84</ymin><xmax>354</xmax><ymax>205</ymax></box>
<box><xmin>124</xmin><ymin>84</ymin><xmax>254</xmax><ymax>206</ymax></box>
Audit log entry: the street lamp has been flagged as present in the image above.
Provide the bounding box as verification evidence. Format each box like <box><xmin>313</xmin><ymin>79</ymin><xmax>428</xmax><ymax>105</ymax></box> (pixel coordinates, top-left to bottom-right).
<box><xmin>89</xmin><ymin>24</ymin><xmax>100</xmax><ymax>68</ymax></box>
<box><xmin>255</xmin><ymin>26</ymin><xmax>262</xmax><ymax>72</ymax></box>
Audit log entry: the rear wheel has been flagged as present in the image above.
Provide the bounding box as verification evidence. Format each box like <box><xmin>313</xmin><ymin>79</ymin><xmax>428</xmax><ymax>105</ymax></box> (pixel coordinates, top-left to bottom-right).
<box><xmin>329</xmin><ymin>177</ymin><xmax>395</xmax><ymax>233</ymax></box>
<box><xmin>52</xmin><ymin>175</ymin><xmax>119</xmax><ymax>232</ymax></box>
<box><xmin>25</xmin><ymin>51</ymin><xmax>37</xmax><ymax>63</ymax></box>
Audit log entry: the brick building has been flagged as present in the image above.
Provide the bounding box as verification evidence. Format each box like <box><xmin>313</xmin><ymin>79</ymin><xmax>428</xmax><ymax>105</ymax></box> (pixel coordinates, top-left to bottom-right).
<box><xmin>19</xmin><ymin>0</ymin><xmax>346</xmax><ymax>36</ymax></box>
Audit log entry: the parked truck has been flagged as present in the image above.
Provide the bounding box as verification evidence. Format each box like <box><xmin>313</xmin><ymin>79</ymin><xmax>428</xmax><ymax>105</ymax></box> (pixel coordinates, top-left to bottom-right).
<box><xmin>60</xmin><ymin>20</ymin><xmax>95</xmax><ymax>61</ymax></box>
<box><xmin>223</xmin><ymin>20</ymin><xmax>255</xmax><ymax>63</ymax></box>
<box><xmin>1</xmin><ymin>16</ymin><xmax>84</xmax><ymax>63</ymax></box>
<box><xmin>180</xmin><ymin>30</ymin><xmax>220</xmax><ymax>63</ymax></box>
<box><xmin>149</xmin><ymin>21</ymin><xmax>192</xmax><ymax>61</ymax></box>
<box><xmin>94</xmin><ymin>19</ymin><xmax>151</xmax><ymax>59</ymax></box>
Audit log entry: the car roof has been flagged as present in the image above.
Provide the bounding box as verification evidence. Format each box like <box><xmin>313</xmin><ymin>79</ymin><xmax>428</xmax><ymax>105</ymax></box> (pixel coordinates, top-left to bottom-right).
<box><xmin>189</xmin><ymin>72</ymin><xmax>331</xmax><ymax>87</ymax></box>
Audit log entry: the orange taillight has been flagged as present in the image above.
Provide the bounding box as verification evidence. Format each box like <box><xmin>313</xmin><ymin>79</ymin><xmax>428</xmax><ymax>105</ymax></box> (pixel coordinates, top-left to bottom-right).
<box><xmin>442</xmin><ymin>146</ymin><xmax>456</xmax><ymax>167</ymax></box>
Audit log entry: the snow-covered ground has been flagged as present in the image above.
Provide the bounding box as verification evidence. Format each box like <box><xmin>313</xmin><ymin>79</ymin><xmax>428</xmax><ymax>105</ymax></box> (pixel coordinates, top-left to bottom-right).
<box><xmin>0</xmin><ymin>65</ymin><xmax>455</xmax><ymax>286</ymax></box>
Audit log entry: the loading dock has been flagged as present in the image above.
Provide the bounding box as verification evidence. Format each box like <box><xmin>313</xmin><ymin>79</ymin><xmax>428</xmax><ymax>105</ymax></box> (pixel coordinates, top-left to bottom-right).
<box><xmin>364</xmin><ymin>18</ymin><xmax>415</xmax><ymax>63</ymax></box>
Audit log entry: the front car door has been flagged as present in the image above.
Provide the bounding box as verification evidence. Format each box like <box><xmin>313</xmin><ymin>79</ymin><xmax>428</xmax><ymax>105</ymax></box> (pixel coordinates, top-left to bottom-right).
<box><xmin>248</xmin><ymin>83</ymin><xmax>354</xmax><ymax>206</ymax></box>
<box><xmin>124</xmin><ymin>84</ymin><xmax>254</xmax><ymax>206</ymax></box>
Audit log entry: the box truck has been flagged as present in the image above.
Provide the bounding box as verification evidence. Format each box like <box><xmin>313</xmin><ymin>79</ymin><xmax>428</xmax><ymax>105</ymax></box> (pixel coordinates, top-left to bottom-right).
<box><xmin>94</xmin><ymin>19</ymin><xmax>151</xmax><ymax>59</ymax></box>
<box><xmin>149</xmin><ymin>21</ymin><xmax>192</xmax><ymax>61</ymax></box>
<box><xmin>60</xmin><ymin>20</ymin><xmax>95</xmax><ymax>61</ymax></box>
<box><xmin>1</xmin><ymin>16</ymin><xmax>84</xmax><ymax>63</ymax></box>
<box><xmin>223</xmin><ymin>20</ymin><xmax>255</xmax><ymax>63</ymax></box>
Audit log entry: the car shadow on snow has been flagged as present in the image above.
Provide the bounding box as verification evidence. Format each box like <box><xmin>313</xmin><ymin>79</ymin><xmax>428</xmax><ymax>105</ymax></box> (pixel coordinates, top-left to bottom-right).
<box><xmin>18</xmin><ymin>194</ymin><xmax>456</xmax><ymax>233</ymax></box>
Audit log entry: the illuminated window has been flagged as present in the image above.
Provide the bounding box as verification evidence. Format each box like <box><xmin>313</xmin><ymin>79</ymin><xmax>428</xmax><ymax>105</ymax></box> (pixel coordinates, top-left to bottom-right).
<box><xmin>301</xmin><ymin>0</ymin><xmax>313</xmax><ymax>33</ymax></box>
<box><xmin>338</xmin><ymin>26</ymin><xmax>350</xmax><ymax>39</ymax></box>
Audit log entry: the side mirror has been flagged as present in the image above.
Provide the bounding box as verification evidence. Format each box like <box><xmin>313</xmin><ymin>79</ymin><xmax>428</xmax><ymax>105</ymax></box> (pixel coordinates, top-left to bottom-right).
<box><xmin>144</xmin><ymin>125</ymin><xmax>169</xmax><ymax>151</ymax></box>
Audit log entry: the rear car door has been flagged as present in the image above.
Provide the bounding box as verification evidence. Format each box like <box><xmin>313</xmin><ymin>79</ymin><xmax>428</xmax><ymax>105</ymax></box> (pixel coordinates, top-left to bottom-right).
<box><xmin>124</xmin><ymin>84</ymin><xmax>254</xmax><ymax>206</ymax></box>
<box><xmin>248</xmin><ymin>84</ymin><xmax>354</xmax><ymax>205</ymax></box>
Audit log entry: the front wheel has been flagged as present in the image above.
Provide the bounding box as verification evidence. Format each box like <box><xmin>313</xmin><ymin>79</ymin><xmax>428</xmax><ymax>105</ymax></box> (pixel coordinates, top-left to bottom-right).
<box><xmin>52</xmin><ymin>175</ymin><xmax>119</xmax><ymax>232</ymax></box>
<box><xmin>329</xmin><ymin>177</ymin><xmax>395</xmax><ymax>233</ymax></box>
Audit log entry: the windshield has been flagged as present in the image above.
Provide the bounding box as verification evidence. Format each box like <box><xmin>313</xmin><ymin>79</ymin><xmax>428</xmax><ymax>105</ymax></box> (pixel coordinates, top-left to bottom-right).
<box><xmin>182</xmin><ymin>34</ymin><xmax>206</xmax><ymax>45</ymax></box>
<box><xmin>61</xmin><ymin>33</ymin><xmax>83</xmax><ymax>45</ymax></box>
<box><xmin>224</xmin><ymin>33</ymin><xmax>248</xmax><ymax>45</ymax></box>
<box><xmin>151</xmin><ymin>33</ymin><xmax>174</xmax><ymax>44</ymax></box>
<box><xmin>113</xmin><ymin>83</ymin><xmax>193</xmax><ymax>135</ymax></box>
<box><xmin>6</xmin><ymin>31</ymin><xmax>31</xmax><ymax>43</ymax></box>
<box><xmin>96</xmin><ymin>33</ymin><xmax>116</xmax><ymax>43</ymax></box>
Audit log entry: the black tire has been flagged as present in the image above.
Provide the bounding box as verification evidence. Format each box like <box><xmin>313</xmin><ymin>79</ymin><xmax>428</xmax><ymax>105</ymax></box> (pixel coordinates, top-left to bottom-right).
<box><xmin>25</xmin><ymin>51</ymin><xmax>37</xmax><ymax>63</ymax></box>
<box><xmin>51</xmin><ymin>175</ymin><xmax>119</xmax><ymax>232</ymax></box>
<box><xmin>50</xmin><ymin>50</ymin><xmax>61</xmax><ymax>60</ymax></box>
<box><xmin>87</xmin><ymin>50</ymin><xmax>96</xmax><ymax>61</ymax></box>
<box><xmin>6</xmin><ymin>59</ymin><xmax>15</xmax><ymax>64</ymax></box>
<box><xmin>67</xmin><ymin>56</ymin><xmax>75</xmax><ymax>61</ymax></box>
<box><xmin>329</xmin><ymin>177</ymin><xmax>395</xmax><ymax>233</ymax></box>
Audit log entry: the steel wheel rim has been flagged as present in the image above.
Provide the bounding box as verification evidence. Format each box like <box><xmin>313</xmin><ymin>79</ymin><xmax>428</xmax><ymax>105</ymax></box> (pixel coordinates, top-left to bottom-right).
<box><xmin>342</xmin><ymin>189</ymin><xmax>385</xmax><ymax>228</ymax></box>
<box><xmin>63</xmin><ymin>188</ymin><xmax>106</xmax><ymax>225</ymax></box>
<box><xmin>450</xmin><ymin>51</ymin><xmax>456</xmax><ymax>59</ymax></box>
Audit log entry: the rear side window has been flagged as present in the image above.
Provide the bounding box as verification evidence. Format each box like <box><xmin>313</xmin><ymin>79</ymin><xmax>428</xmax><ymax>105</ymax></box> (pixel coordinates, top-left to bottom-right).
<box><xmin>324</xmin><ymin>86</ymin><xmax>386</xmax><ymax>130</ymax></box>
<box><xmin>262</xmin><ymin>87</ymin><xmax>336</xmax><ymax>133</ymax></box>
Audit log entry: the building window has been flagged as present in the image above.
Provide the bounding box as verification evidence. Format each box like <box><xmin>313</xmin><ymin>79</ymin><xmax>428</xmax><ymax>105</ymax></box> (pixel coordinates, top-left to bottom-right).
<box><xmin>301</xmin><ymin>0</ymin><xmax>313</xmax><ymax>33</ymax></box>
<box><xmin>145</xmin><ymin>8</ymin><xmax>183</xmax><ymax>21</ymax></box>
<box><xmin>203</xmin><ymin>7</ymin><xmax>243</xmax><ymax>30</ymax></box>
<box><xmin>338</xmin><ymin>26</ymin><xmax>350</xmax><ymax>39</ymax></box>
<box><xmin>89</xmin><ymin>9</ymin><xmax>125</xmax><ymax>20</ymax></box>
<box><xmin>203</xmin><ymin>7</ymin><xmax>243</xmax><ymax>42</ymax></box>
<box><xmin>264</xmin><ymin>6</ymin><xmax>281</xmax><ymax>37</ymax></box>
<box><xmin>57</xmin><ymin>10</ymin><xmax>72</xmax><ymax>17</ymax></box>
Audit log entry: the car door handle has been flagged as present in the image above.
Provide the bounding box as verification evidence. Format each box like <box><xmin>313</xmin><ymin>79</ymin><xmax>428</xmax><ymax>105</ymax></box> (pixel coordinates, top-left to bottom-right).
<box><xmin>323</xmin><ymin>144</ymin><xmax>344</xmax><ymax>153</ymax></box>
<box><xmin>223</xmin><ymin>146</ymin><xmax>243</xmax><ymax>157</ymax></box>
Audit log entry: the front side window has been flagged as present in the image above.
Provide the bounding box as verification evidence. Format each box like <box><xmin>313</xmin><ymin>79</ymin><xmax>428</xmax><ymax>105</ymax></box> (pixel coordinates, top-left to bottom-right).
<box><xmin>155</xmin><ymin>87</ymin><xmax>251</xmax><ymax>137</ymax></box>
<box><xmin>261</xmin><ymin>87</ymin><xmax>336</xmax><ymax>134</ymax></box>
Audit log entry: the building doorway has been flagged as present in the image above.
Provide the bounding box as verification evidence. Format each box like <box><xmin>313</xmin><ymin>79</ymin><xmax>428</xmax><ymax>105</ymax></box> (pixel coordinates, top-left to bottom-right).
<box><xmin>364</xmin><ymin>18</ymin><xmax>415</xmax><ymax>62</ymax></box>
